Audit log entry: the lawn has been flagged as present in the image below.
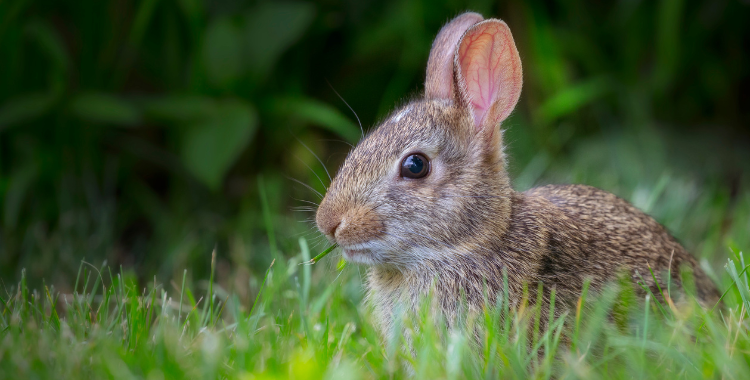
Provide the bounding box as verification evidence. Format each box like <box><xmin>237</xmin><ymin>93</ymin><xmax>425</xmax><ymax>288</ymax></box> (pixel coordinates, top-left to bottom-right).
<box><xmin>2</xmin><ymin>180</ymin><xmax>750</xmax><ymax>378</ymax></box>
<box><xmin>3</xmin><ymin>250</ymin><xmax>750</xmax><ymax>379</ymax></box>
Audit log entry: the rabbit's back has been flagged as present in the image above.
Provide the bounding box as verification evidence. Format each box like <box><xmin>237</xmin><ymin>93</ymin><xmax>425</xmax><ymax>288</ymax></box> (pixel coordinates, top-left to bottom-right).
<box><xmin>524</xmin><ymin>184</ymin><xmax>719</xmax><ymax>304</ymax></box>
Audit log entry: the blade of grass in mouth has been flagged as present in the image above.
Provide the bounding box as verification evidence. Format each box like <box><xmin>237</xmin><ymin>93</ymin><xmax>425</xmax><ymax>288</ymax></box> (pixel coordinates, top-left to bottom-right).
<box><xmin>307</xmin><ymin>243</ymin><xmax>338</xmax><ymax>264</ymax></box>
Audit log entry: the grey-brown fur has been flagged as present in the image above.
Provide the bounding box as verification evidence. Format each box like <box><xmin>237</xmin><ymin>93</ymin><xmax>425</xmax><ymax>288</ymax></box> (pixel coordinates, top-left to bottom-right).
<box><xmin>315</xmin><ymin>13</ymin><xmax>719</xmax><ymax>340</ymax></box>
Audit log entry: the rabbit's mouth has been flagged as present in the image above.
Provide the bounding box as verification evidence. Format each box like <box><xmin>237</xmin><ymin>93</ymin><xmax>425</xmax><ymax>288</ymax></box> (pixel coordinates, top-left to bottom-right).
<box><xmin>340</xmin><ymin>242</ymin><xmax>380</xmax><ymax>265</ymax></box>
<box><xmin>343</xmin><ymin>248</ymin><xmax>371</xmax><ymax>259</ymax></box>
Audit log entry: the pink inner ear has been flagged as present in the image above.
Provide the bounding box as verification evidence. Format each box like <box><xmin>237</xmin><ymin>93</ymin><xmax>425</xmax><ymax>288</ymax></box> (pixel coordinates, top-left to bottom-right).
<box><xmin>457</xmin><ymin>21</ymin><xmax>522</xmax><ymax>130</ymax></box>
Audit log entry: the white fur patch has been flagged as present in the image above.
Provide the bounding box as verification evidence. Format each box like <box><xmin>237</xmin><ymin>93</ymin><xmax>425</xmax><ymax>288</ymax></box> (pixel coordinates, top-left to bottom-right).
<box><xmin>392</xmin><ymin>106</ymin><xmax>412</xmax><ymax>123</ymax></box>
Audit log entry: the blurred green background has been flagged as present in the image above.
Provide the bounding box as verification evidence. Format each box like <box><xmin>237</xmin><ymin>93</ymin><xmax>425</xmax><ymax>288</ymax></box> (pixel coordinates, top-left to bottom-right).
<box><xmin>1</xmin><ymin>0</ymin><xmax>748</xmax><ymax>291</ymax></box>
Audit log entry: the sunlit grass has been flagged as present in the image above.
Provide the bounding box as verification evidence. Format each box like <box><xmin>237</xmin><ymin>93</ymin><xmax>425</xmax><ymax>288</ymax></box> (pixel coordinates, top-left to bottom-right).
<box><xmin>2</xmin><ymin>240</ymin><xmax>750</xmax><ymax>378</ymax></box>
<box><xmin>2</xmin><ymin>128</ymin><xmax>745</xmax><ymax>379</ymax></box>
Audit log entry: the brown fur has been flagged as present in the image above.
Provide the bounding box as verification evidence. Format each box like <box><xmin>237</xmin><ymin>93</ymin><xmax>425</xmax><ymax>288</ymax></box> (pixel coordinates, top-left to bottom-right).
<box><xmin>315</xmin><ymin>13</ymin><xmax>719</xmax><ymax>340</ymax></box>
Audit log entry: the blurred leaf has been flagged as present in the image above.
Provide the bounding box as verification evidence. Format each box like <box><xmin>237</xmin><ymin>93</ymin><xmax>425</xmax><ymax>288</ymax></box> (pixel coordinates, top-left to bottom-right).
<box><xmin>202</xmin><ymin>17</ymin><xmax>243</xmax><ymax>87</ymax></box>
<box><xmin>180</xmin><ymin>99</ymin><xmax>258</xmax><ymax>190</ymax></box>
<box><xmin>0</xmin><ymin>92</ymin><xmax>58</xmax><ymax>130</ymax></box>
<box><xmin>537</xmin><ymin>77</ymin><xmax>611</xmax><ymax>124</ymax></box>
<box><xmin>0</xmin><ymin>19</ymin><xmax>67</xmax><ymax>129</ymax></box>
<box><xmin>3</xmin><ymin>163</ymin><xmax>38</xmax><ymax>229</ymax></box>
<box><xmin>143</xmin><ymin>96</ymin><xmax>259</xmax><ymax>188</ymax></box>
<box><xmin>143</xmin><ymin>95</ymin><xmax>219</xmax><ymax>122</ymax></box>
<box><xmin>0</xmin><ymin>0</ymin><xmax>30</xmax><ymax>40</ymax></box>
<box><xmin>525</xmin><ymin>4</ymin><xmax>568</xmax><ymax>95</ymax></box>
<box><xmin>25</xmin><ymin>20</ymin><xmax>69</xmax><ymax>75</ymax></box>
<box><xmin>176</xmin><ymin>0</ymin><xmax>205</xmax><ymax>41</ymax></box>
<box><xmin>654</xmin><ymin>0</ymin><xmax>684</xmax><ymax>91</ymax></box>
<box><xmin>127</xmin><ymin>0</ymin><xmax>159</xmax><ymax>47</ymax></box>
<box><xmin>113</xmin><ymin>0</ymin><xmax>159</xmax><ymax>86</ymax></box>
<box><xmin>69</xmin><ymin>92</ymin><xmax>141</xmax><ymax>126</ymax></box>
<box><xmin>243</xmin><ymin>2</ymin><xmax>315</xmax><ymax>78</ymax></box>
<box><xmin>271</xmin><ymin>97</ymin><xmax>361</xmax><ymax>143</ymax></box>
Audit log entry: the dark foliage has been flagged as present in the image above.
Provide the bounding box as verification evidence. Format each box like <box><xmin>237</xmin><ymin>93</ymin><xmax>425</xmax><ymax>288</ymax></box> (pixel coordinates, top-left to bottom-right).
<box><xmin>0</xmin><ymin>0</ymin><xmax>748</xmax><ymax>285</ymax></box>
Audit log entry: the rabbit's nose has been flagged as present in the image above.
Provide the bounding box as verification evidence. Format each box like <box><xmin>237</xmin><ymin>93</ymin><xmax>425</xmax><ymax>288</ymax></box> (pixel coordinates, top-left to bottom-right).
<box><xmin>318</xmin><ymin>217</ymin><xmax>340</xmax><ymax>238</ymax></box>
<box><xmin>316</xmin><ymin>206</ymin><xmax>342</xmax><ymax>238</ymax></box>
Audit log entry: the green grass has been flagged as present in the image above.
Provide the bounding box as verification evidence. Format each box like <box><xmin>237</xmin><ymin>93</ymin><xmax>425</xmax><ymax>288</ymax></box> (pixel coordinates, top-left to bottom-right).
<box><xmin>3</xmin><ymin>240</ymin><xmax>750</xmax><ymax>379</ymax></box>
<box><xmin>1</xmin><ymin>133</ymin><xmax>749</xmax><ymax>378</ymax></box>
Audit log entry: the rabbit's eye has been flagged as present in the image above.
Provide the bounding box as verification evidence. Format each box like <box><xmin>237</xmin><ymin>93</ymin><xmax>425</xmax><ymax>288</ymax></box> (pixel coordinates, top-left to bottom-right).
<box><xmin>400</xmin><ymin>153</ymin><xmax>429</xmax><ymax>179</ymax></box>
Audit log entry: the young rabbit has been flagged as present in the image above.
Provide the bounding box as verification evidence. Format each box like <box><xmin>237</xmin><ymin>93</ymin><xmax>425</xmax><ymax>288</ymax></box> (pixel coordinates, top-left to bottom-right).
<box><xmin>315</xmin><ymin>12</ymin><xmax>719</xmax><ymax>337</ymax></box>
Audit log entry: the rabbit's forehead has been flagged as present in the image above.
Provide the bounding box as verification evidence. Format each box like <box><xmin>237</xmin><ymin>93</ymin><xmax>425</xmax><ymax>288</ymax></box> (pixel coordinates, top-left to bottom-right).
<box><xmin>340</xmin><ymin>102</ymin><xmax>454</xmax><ymax>173</ymax></box>
<box><xmin>327</xmin><ymin>100</ymin><xmax>464</xmax><ymax>205</ymax></box>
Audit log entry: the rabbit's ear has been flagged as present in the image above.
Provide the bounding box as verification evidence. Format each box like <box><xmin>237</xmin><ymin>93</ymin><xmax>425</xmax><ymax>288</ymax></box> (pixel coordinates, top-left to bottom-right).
<box><xmin>425</xmin><ymin>12</ymin><xmax>483</xmax><ymax>100</ymax></box>
<box><xmin>454</xmin><ymin>20</ymin><xmax>522</xmax><ymax>135</ymax></box>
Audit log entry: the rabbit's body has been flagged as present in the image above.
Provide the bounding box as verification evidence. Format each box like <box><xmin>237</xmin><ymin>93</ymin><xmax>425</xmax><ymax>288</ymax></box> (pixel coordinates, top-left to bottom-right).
<box><xmin>315</xmin><ymin>13</ymin><xmax>719</xmax><ymax>339</ymax></box>
<box><xmin>366</xmin><ymin>181</ymin><xmax>718</xmax><ymax>335</ymax></box>
<box><xmin>525</xmin><ymin>184</ymin><xmax>717</xmax><ymax>304</ymax></box>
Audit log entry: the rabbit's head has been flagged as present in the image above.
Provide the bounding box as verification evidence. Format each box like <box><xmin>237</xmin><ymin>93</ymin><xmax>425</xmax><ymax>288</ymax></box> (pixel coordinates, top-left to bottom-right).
<box><xmin>316</xmin><ymin>13</ymin><xmax>523</xmax><ymax>268</ymax></box>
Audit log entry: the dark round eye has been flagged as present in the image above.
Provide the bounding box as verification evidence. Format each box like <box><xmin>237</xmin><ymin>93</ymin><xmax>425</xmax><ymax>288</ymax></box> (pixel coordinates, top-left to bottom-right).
<box><xmin>400</xmin><ymin>153</ymin><xmax>430</xmax><ymax>179</ymax></box>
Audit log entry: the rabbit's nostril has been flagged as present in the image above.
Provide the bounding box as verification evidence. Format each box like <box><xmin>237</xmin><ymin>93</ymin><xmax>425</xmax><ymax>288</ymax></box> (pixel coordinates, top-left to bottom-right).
<box><xmin>329</xmin><ymin>221</ymin><xmax>341</xmax><ymax>237</ymax></box>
